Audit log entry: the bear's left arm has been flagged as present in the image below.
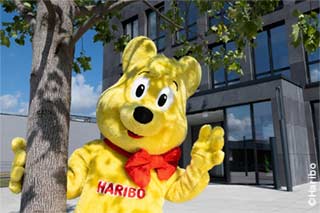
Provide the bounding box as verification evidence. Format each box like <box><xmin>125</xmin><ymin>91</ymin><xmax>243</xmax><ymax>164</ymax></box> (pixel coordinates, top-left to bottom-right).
<box><xmin>165</xmin><ymin>125</ymin><xmax>224</xmax><ymax>202</ymax></box>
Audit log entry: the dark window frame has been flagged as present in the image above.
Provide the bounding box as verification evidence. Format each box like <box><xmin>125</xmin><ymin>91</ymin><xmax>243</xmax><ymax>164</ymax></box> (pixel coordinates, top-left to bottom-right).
<box><xmin>146</xmin><ymin>3</ymin><xmax>166</xmax><ymax>51</ymax></box>
<box><xmin>209</xmin><ymin>42</ymin><xmax>241</xmax><ymax>88</ymax></box>
<box><xmin>252</xmin><ymin>21</ymin><xmax>290</xmax><ymax>80</ymax></box>
<box><xmin>122</xmin><ymin>15</ymin><xmax>139</xmax><ymax>39</ymax></box>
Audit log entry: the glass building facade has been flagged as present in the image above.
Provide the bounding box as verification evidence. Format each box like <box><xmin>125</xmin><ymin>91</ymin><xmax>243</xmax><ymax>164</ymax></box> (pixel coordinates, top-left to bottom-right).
<box><xmin>253</xmin><ymin>24</ymin><xmax>290</xmax><ymax>79</ymax></box>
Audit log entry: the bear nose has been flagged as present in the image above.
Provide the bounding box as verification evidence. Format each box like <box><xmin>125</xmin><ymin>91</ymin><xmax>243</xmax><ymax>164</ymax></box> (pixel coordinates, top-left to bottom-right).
<box><xmin>133</xmin><ymin>106</ymin><xmax>153</xmax><ymax>124</ymax></box>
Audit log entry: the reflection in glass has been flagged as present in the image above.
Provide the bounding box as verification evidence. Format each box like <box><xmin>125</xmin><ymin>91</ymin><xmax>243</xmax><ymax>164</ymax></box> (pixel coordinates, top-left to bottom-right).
<box><xmin>176</xmin><ymin>1</ymin><xmax>198</xmax><ymax>42</ymax></box>
<box><xmin>148</xmin><ymin>11</ymin><xmax>156</xmax><ymax>39</ymax></box>
<box><xmin>124</xmin><ymin>18</ymin><xmax>138</xmax><ymax>39</ymax></box>
<box><xmin>125</xmin><ymin>23</ymin><xmax>131</xmax><ymax>37</ymax></box>
<box><xmin>226</xmin><ymin>105</ymin><xmax>252</xmax><ymax>141</ymax></box>
<box><xmin>308</xmin><ymin>47</ymin><xmax>320</xmax><ymax>62</ymax></box>
<box><xmin>132</xmin><ymin>19</ymin><xmax>138</xmax><ymax>38</ymax></box>
<box><xmin>254</xmin><ymin>24</ymin><xmax>290</xmax><ymax>79</ymax></box>
<box><xmin>208</xmin><ymin>2</ymin><xmax>230</xmax><ymax>28</ymax></box>
<box><xmin>226</xmin><ymin>42</ymin><xmax>239</xmax><ymax>81</ymax></box>
<box><xmin>147</xmin><ymin>5</ymin><xmax>165</xmax><ymax>51</ymax></box>
<box><xmin>211</xmin><ymin>43</ymin><xmax>240</xmax><ymax>88</ymax></box>
<box><xmin>308</xmin><ymin>45</ymin><xmax>320</xmax><ymax>83</ymax></box>
<box><xmin>254</xmin><ymin>31</ymin><xmax>270</xmax><ymax>74</ymax></box>
<box><xmin>257</xmin><ymin>150</ymin><xmax>274</xmax><ymax>184</ymax></box>
<box><xmin>253</xmin><ymin>102</ymin><xmax>275</xmax><ymax>140</ymax></box>
<box><xmin>309</xmin><ymin>63</ymin><xmax>320</xmax><ymax>83</ymax></box>
<box><xmin>271</xmin><ymin>25</ymin><xmax>289</xmax><ymax>69</ymax></box>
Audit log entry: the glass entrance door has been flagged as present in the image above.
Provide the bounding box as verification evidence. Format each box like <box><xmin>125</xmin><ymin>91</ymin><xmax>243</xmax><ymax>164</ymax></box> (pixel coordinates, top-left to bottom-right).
<box><xmin>225</xmin><ymin>101</ymin><xmax>276</xmax><ymax>186</ymax></box>
<box><xmin>227</xmin><ymin>139</ymin><xmax>274</xmax><ymax>185</ymax></box>
<box><xmin>228</xmin><ymin>140</ymin><xmax>257</xmax><ymax>184</ymax></box>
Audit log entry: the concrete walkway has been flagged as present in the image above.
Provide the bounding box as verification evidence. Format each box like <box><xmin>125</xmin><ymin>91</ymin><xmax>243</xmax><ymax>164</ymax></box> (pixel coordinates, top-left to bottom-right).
<box><xmin>1</xmin><ymin>183</ymin><xmax>319</xmax><ymax>213</ymax></box>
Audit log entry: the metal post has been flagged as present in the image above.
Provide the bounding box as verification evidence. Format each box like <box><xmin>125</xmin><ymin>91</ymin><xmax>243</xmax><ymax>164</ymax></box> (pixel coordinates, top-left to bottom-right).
<box><xmin>243</xmin><ymin>136</ymin><xmax>248</xmax><ymax>176</ymax></box>
<box><xmin>276</xmin><ymin>86</ymin><xmax>293</xmax><ymax>191</ymax></box>
<box><xmin>254</xmin><ymin>141</ymin><xmax>259</xmax><ymax>185</ymax></box>
<box><xmin>270</xmin><ymin>137</ymin><xmax>280</xmax><ymax>189</ymax></box>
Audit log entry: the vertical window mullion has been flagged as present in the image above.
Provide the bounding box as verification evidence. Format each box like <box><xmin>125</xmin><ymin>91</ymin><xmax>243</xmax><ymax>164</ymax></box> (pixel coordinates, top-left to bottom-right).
<box><xmin>157</xmin><ymin>10</ymin><xmax>160</xmax><ymax>46</ymax></box>
<box><xmin>250</xmin><ymin>103</ymin><xmax>256</xmax><ymax>141</ymax></box>
<box><xmin>224</xmin><ymin>43</ymin><xmax>228</xmax><ymax>86</ymax></box>
<box><xmin>267</xmin><ymin>29</ymin><xmax>274</xmax><ymax>75</ymax></box>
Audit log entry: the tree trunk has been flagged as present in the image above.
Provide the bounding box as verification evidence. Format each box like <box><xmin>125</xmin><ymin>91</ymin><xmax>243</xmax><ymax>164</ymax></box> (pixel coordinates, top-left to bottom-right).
<box><xmin>20</xmin><ymin>1</ymin><xmax>75</xmax><ymax>212</ymax></box>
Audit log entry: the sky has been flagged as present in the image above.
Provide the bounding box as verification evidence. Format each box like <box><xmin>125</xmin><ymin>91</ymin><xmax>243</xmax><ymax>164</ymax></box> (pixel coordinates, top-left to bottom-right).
<box><xmin>0</xmin><ymin>9</ymin><xmax>103</xmax><ymax>117</ymax></box>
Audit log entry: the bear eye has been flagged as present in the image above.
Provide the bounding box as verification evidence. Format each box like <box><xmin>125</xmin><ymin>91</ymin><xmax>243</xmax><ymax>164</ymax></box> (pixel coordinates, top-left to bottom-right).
<box><xmin>131</xmin><ymin>77</ymin><xmax>149</xmax><ymax>100</ymax></box>
<box><xmin>156</xmin><ymin>87</ymin><xmax>174</xmax><ymax>111</ymax></box>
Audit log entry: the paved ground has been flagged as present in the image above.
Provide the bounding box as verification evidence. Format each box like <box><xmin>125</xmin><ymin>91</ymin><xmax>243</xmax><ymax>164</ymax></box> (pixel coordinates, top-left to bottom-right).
<box><xmin>1</xmin><ymin>183</ymin><xmax>319</xmax><ymax>213</ymax></box>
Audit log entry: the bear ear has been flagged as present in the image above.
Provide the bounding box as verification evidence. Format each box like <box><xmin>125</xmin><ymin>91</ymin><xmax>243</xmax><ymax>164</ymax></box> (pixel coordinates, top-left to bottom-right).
<box><xmin>179</xmin><ymin>56</ymin><xmax>202</xmax><ymax>97</ymax></box>
<box><xmin>122</xmin><ymin>36</ymin><xmax>157</xmax><ymax>74</ymax></box>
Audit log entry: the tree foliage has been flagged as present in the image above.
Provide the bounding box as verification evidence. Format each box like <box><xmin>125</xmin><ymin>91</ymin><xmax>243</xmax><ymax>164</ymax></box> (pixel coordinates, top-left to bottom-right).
<box><xmin>291</xmin><ymin>10</ymin><xmax>319</xmax><ymax>53</ymax></box>
<box><xmin>1</xmin><ymin>0</ymin><xmax>319</xmax><ymax>76</ymax></box>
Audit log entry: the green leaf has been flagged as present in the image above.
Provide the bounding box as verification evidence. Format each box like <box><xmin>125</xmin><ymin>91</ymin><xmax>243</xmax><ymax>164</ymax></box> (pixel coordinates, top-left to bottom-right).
<box><xmin>0</xmin><ymin>32</ymin><xmax>10</xmax><ymax>47</ymax></box>
<box><xmin>23</xmin><ymin>2</ymin><xmax>32</xmax><ymax>9</ymax></box>
<box><xmin>73</xmin><ymin>62</ymin><xmax>81</xmax><ymax>73</ymax></box>
<box><xmin>291</xmin><ymin>24</ymin><xmax>301</xmax><ymax>47</ymax></box>
<box><xmin>77</xmin><ymin>54</ymin><xmax>92</xmax><ymax>71</ymax></box>
<box><xmin>210</xmin><ymin>25</ymin><xmax>218</xmax><ymax>32</ymax></box>
<box><xmin>228</xmin><ymin>62</ymin><xmax>239</xmax><ymax>71</ymax></box>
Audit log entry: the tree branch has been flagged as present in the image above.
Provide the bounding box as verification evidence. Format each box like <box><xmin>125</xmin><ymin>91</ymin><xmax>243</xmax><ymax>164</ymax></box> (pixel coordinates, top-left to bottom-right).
<box><xmin>12</xmin><ymin>0</ymin><xmax>36</xmax><ymax>27</ymax></box>
<box><xmin>43</xmin><ymin>0</ymin><xmax>55</xmax><ymax>16</ymax></box>
<box><xmin>142</xmin><ymin>0</ymin><xmax>183</xmax><ymax>30</ymax></box>
<box><xmin>75</xmin><ymin>1</ymin><xmax>117</xmax><ymax>17</ymax></box>
<box><xmin>71</xmin><ymin>0</ymin><xmax>138</xmax><ymax>46</ymax></box>
<box><xmin>72</xmin><ymin>14</ymin><xmax>100</xmax><ymax>46</ymax></box>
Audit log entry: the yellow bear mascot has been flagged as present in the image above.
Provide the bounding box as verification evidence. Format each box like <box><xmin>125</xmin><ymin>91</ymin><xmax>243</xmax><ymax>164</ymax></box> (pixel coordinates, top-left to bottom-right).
<box><xmin>9</xmin><ymin>36</ymin><xmax>225</xmax><ymax>213</ymax></box>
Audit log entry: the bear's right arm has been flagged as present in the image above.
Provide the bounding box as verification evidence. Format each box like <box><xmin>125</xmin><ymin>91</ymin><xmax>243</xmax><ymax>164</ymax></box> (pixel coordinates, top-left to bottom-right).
<box><xmin>67</xmin><ymin>140</ymin><xmax>104</xmax><ymax>199</ymax></box>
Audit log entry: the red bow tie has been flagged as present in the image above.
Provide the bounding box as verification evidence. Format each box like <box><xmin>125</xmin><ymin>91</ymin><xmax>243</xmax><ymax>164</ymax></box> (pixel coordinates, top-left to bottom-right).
<box><xmin>104</xmin><ymin>138</ymin><xmax>181</xmax><ymax>188</ymax></box>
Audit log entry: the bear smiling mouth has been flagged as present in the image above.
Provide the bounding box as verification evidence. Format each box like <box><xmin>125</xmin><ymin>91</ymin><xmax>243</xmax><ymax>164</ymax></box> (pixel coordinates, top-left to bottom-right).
<box><xmin>127</xmin><ymin>130</ymin><xmax>144</xmax><ymax>139</ymax></box>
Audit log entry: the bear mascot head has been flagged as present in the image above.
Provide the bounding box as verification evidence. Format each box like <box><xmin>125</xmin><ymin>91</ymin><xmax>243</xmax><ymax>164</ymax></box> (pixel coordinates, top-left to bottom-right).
<box><xmin>97</xmin><ymin>36</ymin><xmax>201</xmax><ymax>155</ymax></box>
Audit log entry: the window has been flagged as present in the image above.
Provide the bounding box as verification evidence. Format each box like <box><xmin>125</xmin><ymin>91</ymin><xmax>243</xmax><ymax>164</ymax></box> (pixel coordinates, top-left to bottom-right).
<box><xmin>226</xmin><ymin>101</ymin><xmax>275</xmax><ymax>141</ymax></box>
<box><xmin>253</xmin><ymin>24</ymin><xmax>290</xmax><ymax>79</ymax></box>
<box><xmin>274</xmin><ymin>0</ymin><xmax>283</xmax><ymax>11</ymax></box>
<box><xmin>147</xmin><ymin>4</ymin><xmax>166</xmax><ymax>51</ymax></box>
<box><xmin>308</xmin><ymin>48</ymin><xmax>320</xmax><ymax>83</ymax></box>
<box><xmin>211</xmin><ymin>42</ymin><xmax>240</xmax><ymax>88</ymax></box>
<box><xmin>226</xmin><ymin>105</ymin><xmax>252</xmax><ymax>141</ymax></box>
<box><xmin>307</xmin><ymin>13</ymin><xmax>320</xmax><ymax>83</ymax></box>
<box><xmin>253</xmin><ymin>102</ymin><xmax>274</xmax><ymax>140</ymax></box>
<box><xmin>208</xmin><ymin>2</ymin><xmax>231</xmax><ymax>30</ymax></box>
<box><xmin>175</xmin><ymin>1</ymin><xmax>198</xmax><ymax>43</ymax></box>
<box><xmin>123</xmin><ymin>16</ymin><xmax>138</xmax><ymax>39</ymax></box>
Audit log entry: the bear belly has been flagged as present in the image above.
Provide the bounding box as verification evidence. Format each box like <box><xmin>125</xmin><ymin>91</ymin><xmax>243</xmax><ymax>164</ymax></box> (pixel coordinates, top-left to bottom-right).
<box><xmin>74</xmin><ymin>148</ymin><xmax>165</xmax><ymax>213</ymax></box>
